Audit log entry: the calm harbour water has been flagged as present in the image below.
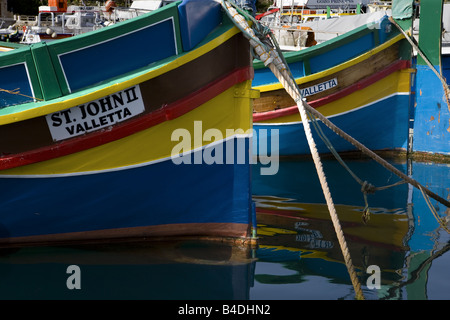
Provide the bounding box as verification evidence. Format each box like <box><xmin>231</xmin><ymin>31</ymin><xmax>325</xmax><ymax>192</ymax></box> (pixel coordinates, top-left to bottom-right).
<box><xmin>0</xmin><ymin>157</ymin><xmax>448</xmax><ymax>300</ymax></box>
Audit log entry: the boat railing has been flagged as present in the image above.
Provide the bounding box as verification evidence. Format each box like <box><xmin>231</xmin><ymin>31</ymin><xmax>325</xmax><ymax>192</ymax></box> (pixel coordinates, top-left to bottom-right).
<box><xmin>13</xmin><ymin>15</ymin><xmax>38</xmax><ymax>26</ymax></box>
<box><xmin>269</xmin><ymin>24</ymin><xmax>344</xmax><ymax>36</ymax></box>
<box><xmin>108</xmin><ymin>7</ymin><xmax>153</xmax><ymax>21</ymax></box>
<box><xmin>37</xmin><ymin>12</ymin><xmax>61</xmax><ymax>28</ymax></box>
<box><xmin>368</xmin><ymin>0</ymin><xmax>392</xmax><ymax>6</ymax></box>
<box><xmin>107</xmin><ymin>0</ymin><xmax>177</xmax><ymax>21</ymax></box>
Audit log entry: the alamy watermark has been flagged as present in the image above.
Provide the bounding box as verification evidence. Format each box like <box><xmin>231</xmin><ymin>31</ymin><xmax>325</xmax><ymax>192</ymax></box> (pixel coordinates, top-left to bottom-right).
<box><xmin>64</xmin><ymin>264</ymin><xmax>382</xmax><ymax>293</ymax></box>
<box><xmin>366</xmin><ymin>264</ymin><xmax>381</xmax><ymax>290</ymax></box>
<box><xmin>66</xmin><ymin>265</ymin><xmax>81</xmax><ymax>290</ymax></box>
<box><xmin>170</xmin><ymin>121</ymin><xmax>280</xmax><ymax>175</ymax></box>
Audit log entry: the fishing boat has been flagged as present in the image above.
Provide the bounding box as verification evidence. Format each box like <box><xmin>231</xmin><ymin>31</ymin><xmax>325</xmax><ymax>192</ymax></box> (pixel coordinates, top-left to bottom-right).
<box><xmin>0</xmin><ymin>0</ymin><xmax>257</xmax><ymax>247</ymax></box>
<box><xmin>252</xmin><ymin>10</ymin><xmax>414</xmax><ymax>157</ymax></box>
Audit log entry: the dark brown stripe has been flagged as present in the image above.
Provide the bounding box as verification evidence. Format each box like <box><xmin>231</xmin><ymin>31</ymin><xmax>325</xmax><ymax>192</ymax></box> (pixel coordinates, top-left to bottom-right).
<box><xmin>139</xmin><ymin>33</ymin><xmax>251</xmax><ymax>113</ymax></box>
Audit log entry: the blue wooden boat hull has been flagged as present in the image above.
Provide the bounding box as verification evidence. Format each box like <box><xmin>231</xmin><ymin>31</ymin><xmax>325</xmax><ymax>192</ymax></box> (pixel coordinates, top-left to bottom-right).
<box><xmin>0</xmin><ymin>138</ymin><xmax>253</xmax><ymax>245</ymax></box>
<box><xmin>253</xmin><ymin>93</ymin><xmax>411</xmax><ymax>156</ymax></box>
<box><xmin>252</xmin><ymin>15</ymin><xmax>413</xmax><ymax>157</ymax></box>
<box><xmin>0</xmin><ymin>0</ymin><xmax>257</xmax><ymax>246</ymax></box>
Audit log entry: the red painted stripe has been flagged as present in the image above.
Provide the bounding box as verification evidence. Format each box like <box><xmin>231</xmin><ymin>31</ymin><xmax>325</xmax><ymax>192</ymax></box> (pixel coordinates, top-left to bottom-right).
<box><xmin>0</xmin><ymin>66</ymin><xmax>253</xmax><ymax>171</ymax></box>
<box><xmin>253</xmin><ymin>60</ymin><xmax>411</xmax><ymax>122</ymax></box>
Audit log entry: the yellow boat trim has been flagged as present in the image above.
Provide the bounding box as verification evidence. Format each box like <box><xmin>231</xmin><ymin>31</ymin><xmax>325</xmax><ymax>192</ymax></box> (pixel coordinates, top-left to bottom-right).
<box><xmin>254</xmin><ymin>33</ymin><xmax>405</xmax><ymax>92</ymax></box>
<box><xmin>0</xmin><ymin>80</ymin><xmax>253</xmax><ymax>176</ymax></box>
<box><xmin>256</xmin><ymin>70</ymin><xmax>410</xmax><ymax>124</ymax></box>
<box><xmin>0</xmin><ymin>26</ymin><xmax>241</xmax><ymax>126</ymax></box>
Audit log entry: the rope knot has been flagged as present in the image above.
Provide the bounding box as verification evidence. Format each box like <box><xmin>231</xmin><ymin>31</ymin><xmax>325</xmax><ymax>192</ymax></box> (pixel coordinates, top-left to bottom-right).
<box><xmin>361</xmin><ymin>181</ymin><xmax>376</xmax><ymax>194</ymax></box>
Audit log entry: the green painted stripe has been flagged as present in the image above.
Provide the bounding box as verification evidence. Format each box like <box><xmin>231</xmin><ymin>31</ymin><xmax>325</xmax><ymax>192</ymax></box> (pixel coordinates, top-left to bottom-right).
<box><xmin>418</xmin><ymin>0</ymin><xmax>443</xmax><ymax>66</ymax></box>
<box><xmin>30</xmin><ymin>42</ymin><xmax>63</xmax><ymax>100</ymax></box>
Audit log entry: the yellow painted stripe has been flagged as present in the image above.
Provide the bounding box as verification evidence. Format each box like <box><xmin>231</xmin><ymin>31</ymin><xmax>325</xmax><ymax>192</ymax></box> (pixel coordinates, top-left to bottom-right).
<box><xmin>1</xmin><ymin>80</ymin><xmax>253</xmax><ymax>176</ymax></box>
<box><xmin>256</xmin><ymin>70</ymin><xmax>410</xmax><ymax>124</ymax></box>
<box><xmin>0</xmin><ymin>26</ymin><xmax>241</xmax><ymax>126</ymax></box>
<box><xmin>255</xmin><ymin>33</ymin><xmax>405</xmax><ymax>93</ymax></box>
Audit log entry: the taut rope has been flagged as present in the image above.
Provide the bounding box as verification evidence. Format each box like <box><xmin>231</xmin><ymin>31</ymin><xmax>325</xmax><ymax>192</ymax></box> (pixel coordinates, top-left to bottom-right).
<box><xmin>222</xmin><ymin>0</ymin><xmax>365</xmax><ymax>300</ymax></box>
<box><xmin>222</xmin><ymin>0</ymin><xmax>450</xmax><ymax>298</ymax></box>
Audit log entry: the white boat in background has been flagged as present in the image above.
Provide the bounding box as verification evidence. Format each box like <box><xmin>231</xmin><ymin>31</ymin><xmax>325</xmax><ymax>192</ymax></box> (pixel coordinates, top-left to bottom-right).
<box><xmin>1</xmin><ymin>0</ymin><xmax>176</xmax><ymax>44</ymax></box>
<box><xmin>22</xmin><ymin>4</ymin><xmax>105</xmax><ymax>43</ymax></box>
<box><xmin>105</xmin><ymin>0</ymin><xmax>176</xmax><ymax>21</ymax></box>
<box><xmin>441</xmin><ymin>3</ymin><xmax>450</xmax><ymax>54</ymax></box>
<box><xmin>257</xmin><ymin>0</ymin><xmax>381</xmax><ymax>51</ymax></box>
<box><xmin>298</xmin><ymin>9</ymin><xmax>391</xmax><ymax>45</ymax></box>
<box><xmin>257</xmin><ymin>0</ymin><xmax>450</xmax><ymax>53</ymax></box>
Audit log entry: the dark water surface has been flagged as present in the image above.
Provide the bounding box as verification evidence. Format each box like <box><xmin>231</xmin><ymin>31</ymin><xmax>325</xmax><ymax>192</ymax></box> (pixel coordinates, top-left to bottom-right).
<box><xmin>252</xmin><ymin>157</ymin><xmax>450</xmax><ymax>300</ymax></box>
<box><xmin>0</xmin><ymin>157</ymin><xmax>448</xmax><ymax>300</ymax></box>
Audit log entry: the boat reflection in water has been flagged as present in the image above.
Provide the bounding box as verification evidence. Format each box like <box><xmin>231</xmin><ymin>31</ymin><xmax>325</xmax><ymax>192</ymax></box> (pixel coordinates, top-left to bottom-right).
<box><xmin>252</xmin><ymin>157</ymin><xmax>450</xmax><ymax>300</ymax></box>
<box><xmin>0</xmin><ymin>241</ymin><xmax>255</xmax><ymax>300</ymax></box>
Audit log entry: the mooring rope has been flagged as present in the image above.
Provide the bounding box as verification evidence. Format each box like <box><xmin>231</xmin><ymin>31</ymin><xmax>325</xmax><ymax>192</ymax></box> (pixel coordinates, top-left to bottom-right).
<box><xmin>303</xmin><ymin>103</ymin><xmax>450</xmax><ymax>209</ymax></box>
<box><xmin>305</xmin><ymin>106</ymin><xmax>406</xmax><ymax>223</ymax></box>
<box><xmin>265</xmin><ymin>55</ymin><xmax>366</xmax><ymax>301</ymax></box>
<box><xmin>419</xmin><ymin>185</ymin><xmax>450</xmax><ymax>233</ymax></box>
<box><xmin>222</xmin><ymin>2</ymin><xmax>450</xmax><ymax>211</ymax></box>
<box><xmin>223</xmin><ymin>0</ymin><xmax>450</xmax><ymax>298</ymax></box>
<box><xmin>222</xmin><ymin>0</ymin><xmax>365</xmax><ymax>300</ymax></box>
